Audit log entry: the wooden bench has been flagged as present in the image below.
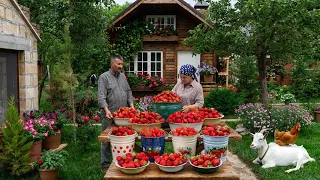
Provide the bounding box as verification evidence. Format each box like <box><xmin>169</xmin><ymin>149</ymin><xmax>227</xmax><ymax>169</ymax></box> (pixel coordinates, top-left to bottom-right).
<box><xmin>104</xmin><ymin>160</ymin><xmax>240</xmax><ymax>180</ymax></box>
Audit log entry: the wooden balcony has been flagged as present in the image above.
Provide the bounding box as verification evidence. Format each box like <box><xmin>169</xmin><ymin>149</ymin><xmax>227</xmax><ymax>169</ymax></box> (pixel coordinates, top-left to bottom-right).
<box><xmin>142</xmin><ymin>35</ymin><xmax>179</xmax><ymax>42</ymax></box>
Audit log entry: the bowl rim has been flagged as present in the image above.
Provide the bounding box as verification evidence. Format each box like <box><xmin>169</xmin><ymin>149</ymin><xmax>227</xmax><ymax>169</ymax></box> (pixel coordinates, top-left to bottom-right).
<box><xmin>154</xmin><ymin>161</ymin><xmax>188</xmax><ymax>168</ymax></box>
<box><xmin>107</xmin><ymin>131</ymin><xmax>138</xmax><ymax>137</ymax></box>
<box><xmin>200</xmin><ymin>133</ymin><xmax>230</xmax><ymax>137</ymax></box>
<box><xmin>168</xmin><ymin>121</ymin><xmax>204</xmax><ymax>125</ymax></box>
<box><xmin>151</xmin><ymin>101</ymin><xmax>182</xmax><ymax>104</ymax></box>
<box><xmin>131</xmin><ymin>122</ymin><xmax>164</xmax><ymax>125</ymax></box>
<box><xmin>203</xmin><ymin>115</ymin><xmax>225</xmax><ymax>120</ymax></box>
<box><xmin>113</xmin><ymin>117</ymin><xmax>133</xmax><ymax>120</ymax></box>
<box><xmin>114</xmin><ymin>160</ymin><xmax>150</xmax><ymax>170</ymax></box>
<box><xmin>189</xmin><ymin>159</ymin><xmax>223</xmax><ymax>169</ymax></box>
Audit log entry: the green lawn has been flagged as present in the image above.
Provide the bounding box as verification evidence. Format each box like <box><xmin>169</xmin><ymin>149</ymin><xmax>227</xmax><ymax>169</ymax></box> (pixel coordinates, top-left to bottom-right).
<box><xmin>228</xmin><ymin>122</ymin><xmax>320</xmax><ymax>180</ymax></box>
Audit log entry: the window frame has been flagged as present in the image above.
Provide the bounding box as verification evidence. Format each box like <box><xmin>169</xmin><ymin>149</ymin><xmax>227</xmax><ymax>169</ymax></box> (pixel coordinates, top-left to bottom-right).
<box><xmin>127</xmin><ymin>51</ymin><xmax>163</xmax><ymax>78</ymax></box>
<box><xmin>146</xmin><ymin>15</ymin><xmax>177</xmax><ymax>30</ymax></box>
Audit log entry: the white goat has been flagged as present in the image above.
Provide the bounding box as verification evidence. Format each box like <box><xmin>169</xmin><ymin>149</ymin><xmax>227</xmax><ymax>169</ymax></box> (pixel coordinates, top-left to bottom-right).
<box><xmin>250</xmin><ymin>129</ymin><xmax>315</xmax><ymax>173</ymax></box>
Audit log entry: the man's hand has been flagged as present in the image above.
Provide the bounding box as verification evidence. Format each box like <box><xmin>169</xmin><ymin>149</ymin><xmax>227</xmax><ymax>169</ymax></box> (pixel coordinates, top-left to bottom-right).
<box><xmin>130</xmin><ymin>104</ymin><xmax>135</xmax><ymax>109</ymax></box>
<box><xmin>104</xmin><ymin>107</ymin><xmax>113</xmax><ymax>120</ymax></box>
<box><xmin>182</xmin><ymin>105</ymin><xmax>190</xmax><ymax>113</ymax></box>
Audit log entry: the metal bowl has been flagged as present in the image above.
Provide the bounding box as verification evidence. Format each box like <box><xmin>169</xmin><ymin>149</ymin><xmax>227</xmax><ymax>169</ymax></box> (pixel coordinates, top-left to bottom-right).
<box><xmin>155</xmin><ymin>161</ymin><xmax>187</xmax><ymax>173</ymax></box>
<box><xmin>114</xmin><ymin>161</ymin><xmax>150</xmax><ymax>174</ymax></box>
<box><xmin>203</xmin><ymin>115</ymin><xmax>224</xmax><ymax>126</ymax></box>
<box><xmin>113</xmin><ymin>118</ymin><xmax>131</xmax><ymax>126</ymax></box>
<box><xmin>189</xmin><ymin>160</ymin><xmax>223</xmax><ymax>174</ymax></box>
<box><xmin>132</xmin><ymin>123</ymin><xmax>162</xmax><ymax>133</ymax></box>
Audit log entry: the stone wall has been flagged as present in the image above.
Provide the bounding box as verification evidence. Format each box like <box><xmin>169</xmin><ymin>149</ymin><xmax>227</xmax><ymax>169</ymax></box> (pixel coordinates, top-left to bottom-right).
<box><xmin>0</xmin><ymin>0</ymin><xmax>39</xmax><ymax>113</ymax></box>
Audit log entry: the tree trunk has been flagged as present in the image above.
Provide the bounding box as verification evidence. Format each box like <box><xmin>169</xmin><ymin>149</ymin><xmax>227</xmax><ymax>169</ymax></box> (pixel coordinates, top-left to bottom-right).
<box><xmin>257</xmin><ymin>55</ymin><xmax>268</xmax><ymax>106</ymax></box>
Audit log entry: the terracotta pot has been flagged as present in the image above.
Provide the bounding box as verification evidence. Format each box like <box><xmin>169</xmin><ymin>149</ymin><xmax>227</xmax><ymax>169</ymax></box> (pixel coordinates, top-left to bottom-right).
<box><xmin>220</xmin><ymin>67</ymin><xmax>227</xmax><ymax>72</ymax></box>
<box><xmin>275</xmin><ymin>75</ymin><xmax>282</xmax><ymax>82</ymax></box>
<box><xmin>30</xmin><ymin>140</ymin><xmax>42</xmax><ymax>162</ymax></box>
<box><xmin>39</xmin><ymin>167</ymin><xmax>59</xmax><ymax>180</ymax></box>
<box><xmin>133</xmin><ymin>85</ymin><xmax>145</xmax><ymax>90</ymax></box>
<box><xmin>203</xmin><ymin>74</ymin><xmax>214</xmax><ymax>82</ymax></box>
<box><xmin>315</xmin><ymin>111</ymin><xmax>320</xmax><ymax>122</ymax></box>
<box><xmin>42</xmin><ymin>133</ymin><xmax>61</xmax><ymax>150</ymax></box>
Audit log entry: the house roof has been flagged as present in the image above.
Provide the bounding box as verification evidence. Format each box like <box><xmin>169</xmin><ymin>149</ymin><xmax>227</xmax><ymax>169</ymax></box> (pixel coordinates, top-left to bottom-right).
<box><xmin>112</xmin><ymin>0</ymin><xmax>209</xmax><ymax>26</ymax></box>
<box><xmin>9</xmin><ymin>0</ymin><xmax>41</xmax><ymax>41</ymax></box>
<box><xmin>194</xmin><ymin>1</ymin><xmax>209</xmax><ymax>8</ymax></box>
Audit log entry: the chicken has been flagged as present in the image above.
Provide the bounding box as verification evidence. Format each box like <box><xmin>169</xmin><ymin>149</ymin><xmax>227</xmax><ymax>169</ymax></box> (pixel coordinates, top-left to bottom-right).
<box><xmin>274</xmin><ymin>123</ymin><xmax>301</xmax><ymax>146</ymax></box>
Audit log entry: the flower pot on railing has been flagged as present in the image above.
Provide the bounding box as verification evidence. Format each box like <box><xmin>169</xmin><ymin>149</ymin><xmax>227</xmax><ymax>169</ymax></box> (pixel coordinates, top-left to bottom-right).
<box><xmin>39</xmin><ymin>167</ymin><xmax>59</xmax><ymax>180</ymax></box>
<box><xmin>42</xmin><ymin>132</ymin><xmax>61</xmax><ymax>150</ymax></box>
<box><xmin>203</xmin><ymin>74</ymin><xmax>214</xmax><ymax>82</ymax></box>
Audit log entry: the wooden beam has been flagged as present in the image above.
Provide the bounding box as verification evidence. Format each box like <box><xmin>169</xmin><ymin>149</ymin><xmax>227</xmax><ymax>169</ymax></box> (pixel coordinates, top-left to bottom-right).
<box><xmin>113</xmin><ymin>0</ymin><xmax>145</xmax><ymax>25</ymax></box>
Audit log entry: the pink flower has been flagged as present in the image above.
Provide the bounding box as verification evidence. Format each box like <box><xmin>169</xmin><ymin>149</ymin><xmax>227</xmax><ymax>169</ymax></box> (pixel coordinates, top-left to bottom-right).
<box><xmin>44</xmin><ymin>132</ymin><xmax>48</xmax><ymax>137</ymax></box>
<box><xmin>57</xmin><ymin>129</ymin><xmax>61</xmax><ymax>134</ymax></box>
<box><xmin>33</xmin><ymin>131</ymin><xmax>38</xmax><ymax>135</ymax></box>
<box><xmin>33</xmin><ymin>135</ymin><xmax>36</xmax><ymax>138</ymax></box>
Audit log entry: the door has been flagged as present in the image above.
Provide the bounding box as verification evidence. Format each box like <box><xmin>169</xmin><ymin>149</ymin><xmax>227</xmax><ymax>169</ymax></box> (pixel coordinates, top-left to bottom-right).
<box><xmin>0</xmin><ymin>49</ymin><xmax>18</xmax><ymax>124</ymax></box>
<box><xmin>177</xmin><ymin>51</ymin><xmax>201</xmax><ymax>82</ymax></box>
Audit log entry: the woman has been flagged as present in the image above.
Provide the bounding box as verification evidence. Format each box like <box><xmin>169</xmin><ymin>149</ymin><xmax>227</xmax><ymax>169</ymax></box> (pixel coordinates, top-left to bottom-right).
<box><xmin>172</xmin><ymin>64</ymin><xmax>204</xmax><ymax>113</ymax></box>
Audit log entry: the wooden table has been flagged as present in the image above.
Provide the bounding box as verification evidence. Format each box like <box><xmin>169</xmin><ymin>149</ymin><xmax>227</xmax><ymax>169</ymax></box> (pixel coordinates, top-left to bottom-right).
<box><xmin>104</xmin><ymin>160</ymin><xmax>240</xmax><ymax>180</ymax></box>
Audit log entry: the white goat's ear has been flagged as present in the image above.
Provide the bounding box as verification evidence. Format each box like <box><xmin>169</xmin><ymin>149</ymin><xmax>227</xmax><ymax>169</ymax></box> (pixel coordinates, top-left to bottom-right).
<box><xmin>260</xmin><ymin>128</ymin><xmax>270</xmax><ymax>138</ymax></box>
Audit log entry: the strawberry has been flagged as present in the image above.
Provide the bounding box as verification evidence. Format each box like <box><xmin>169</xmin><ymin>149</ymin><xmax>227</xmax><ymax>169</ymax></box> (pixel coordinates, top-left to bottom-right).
<box><xmin>113</xmin><ymin>107</ymin><xmax>138</xmax><ymax>118</ymax></box>
<box><xmin>116</xmin><ymin>156</ymin><xmax>123</xmax><ymax>161</ymax></box>
<box><xmin>110</xmin><ymin>126</ymin><xmax>136</xmax><ymax>136</ymax></box>
<box><xmin>152</xmin><ymin>91</ymin><xmax>182</xmax><ymax>103</ymax></box>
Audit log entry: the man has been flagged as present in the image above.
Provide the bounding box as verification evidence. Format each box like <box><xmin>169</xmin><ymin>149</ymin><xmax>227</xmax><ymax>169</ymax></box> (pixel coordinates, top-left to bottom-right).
<box><xmin>98</xmin><ymin>55</ymin><xmax>134</xmax><ymax>172</ymax></box>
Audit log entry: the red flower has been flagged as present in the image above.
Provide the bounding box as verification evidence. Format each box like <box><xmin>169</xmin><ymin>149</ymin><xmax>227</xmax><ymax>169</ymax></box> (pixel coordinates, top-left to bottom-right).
<box><xmin>37</xmin><ymin>159</ymin><xmax>43</xmax><ymax>165</ymax></box>
<box><xmin>165</xmin><ymin>30</ymin><xmax>168</xmax><ymax>33</ymax></box>
<box><xmin>35</xmin><ymin>154</ymin><xmax>41</xmax><ymax>158</ymax></box>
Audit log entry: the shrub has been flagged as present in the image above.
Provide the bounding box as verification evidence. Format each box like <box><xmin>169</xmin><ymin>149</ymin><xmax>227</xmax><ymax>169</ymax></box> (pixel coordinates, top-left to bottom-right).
<box><xmin>204</xmin><ymin>88</ymin><xmax>243</xmax><ymax>115</ymax></box>
<box><xmin>76</xmin><ymin>125</ymin><xmax>99</xmax><ymax>152</ymax></box>
<box><xmin>73</xmin><ymin>88</ymin><xmax>98</xmax><ymax>118</ymax></box>
<box><xmin>235</xmin><ymin>103</ymin><xmax>314</xmax><ymax>133</ymax></box>
<box><xmin>230</xmin><ymin>56</ymin><xmax>260</xmax><ymax>103</ymax></box>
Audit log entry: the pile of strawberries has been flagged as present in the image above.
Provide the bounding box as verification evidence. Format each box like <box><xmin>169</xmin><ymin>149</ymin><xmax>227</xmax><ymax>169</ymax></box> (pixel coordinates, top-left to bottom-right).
<box><xmin>171</xmin><ymin>127</ymin><xmax>198</xmax><ymax>136</ymax></box>
<box><xmin>154</xmin><ymin>153</ymin><xmax>187</xmax><ymax>166</ymax></box>
<box><xmin>110</xmin><ymin>126</ymin><xmax>136</xmax><ymax>136</ymax></box>
<box><xmin>113</xmin><ymin>107</ymin><xmax>138</xmax><ymax>118</ymax></box>
<box><xmin>152</xmin><ymin>91</ymin><xmax>182</xmax><ymax>103</ymax></box>
<box><xmin>129</xmin><ymin>111</ymin><xmax>164</xmax><ymax>124</ymax></box>
<box><xmin>201</xmin><ymin>124</ymin><xmax>230</xmax><ymax>136</ymax></box>
<box><xmin>140</xmin><ymin>127</ymin><xmax>166</xmax><ymax>138</ymax></box>
<box><xmin>198</xmin><ymin>108</ymin><xmax>223</xmax><ymax>119</ymax></box>
<box><xmin>167</xmin><ymin>112</ymin><xmax>203</xmax><ymax>123</ymax></box>
<box><xmin>190</xmin><ymin>154</ymin><xmax>221</xmax><ymax>167</ymax></box>
<box><xmin>210</xmin><ymin>149</ymin><xmax>227</xmax><ymax>158</ymax></box>
<box><xmin>116</xmin><ymin>152</ymin><xmax>149</xmax><ymax>168</ymax></box>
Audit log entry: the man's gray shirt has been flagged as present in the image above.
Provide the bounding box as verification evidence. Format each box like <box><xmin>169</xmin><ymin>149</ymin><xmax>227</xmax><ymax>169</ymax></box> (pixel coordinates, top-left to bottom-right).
<box><xmin>98</xmin><ymin>70</ymin><xmax>133</xmax><ymax>113</ymax></box>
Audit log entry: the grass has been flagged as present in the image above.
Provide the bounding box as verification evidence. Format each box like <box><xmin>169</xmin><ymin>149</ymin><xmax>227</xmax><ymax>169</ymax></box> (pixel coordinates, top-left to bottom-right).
<box><xmin>228</xmin><ymin>122</ymin><xmax>320</xmax><ymax>180</ymax></box>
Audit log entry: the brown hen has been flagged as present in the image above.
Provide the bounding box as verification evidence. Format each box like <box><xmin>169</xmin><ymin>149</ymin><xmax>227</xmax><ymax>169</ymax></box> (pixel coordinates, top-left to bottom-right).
<box><xmin>274</xmin><ymin>123</ymin><xmax>301</xmax><ymax>146</ymax></box>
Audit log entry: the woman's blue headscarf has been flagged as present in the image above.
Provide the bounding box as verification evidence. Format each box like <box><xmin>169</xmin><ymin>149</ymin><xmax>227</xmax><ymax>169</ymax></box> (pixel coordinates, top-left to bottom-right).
<box><xmin>179</xmin><ymin>64</ymin><xmax>198</xmax><ymax>82</ymax></box>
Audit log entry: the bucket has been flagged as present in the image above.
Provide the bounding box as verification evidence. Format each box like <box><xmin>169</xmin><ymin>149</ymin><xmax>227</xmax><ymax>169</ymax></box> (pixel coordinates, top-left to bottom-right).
<box><xmin>151</xmin><ymin>102</ymin><xmax>182</xmax><ymax>121</ymax></box>
<box><xmin>108</xmin><ymin>132</ymin><xmax>137</xmax><ymax>162</ymax></box>
<box><xmin>171</xmin><ymin>134</ymin><xmax>198</xmax><ymax>158</ymax></box>
<box><xmin>141</xmin><ymin>136</ymin><xmax>166</xmax><ymax>162</ymax></box>
<box><xmin>202</xmin><ymin>134</ymin><xmax>229</xmax><ymax>162</ymax></box>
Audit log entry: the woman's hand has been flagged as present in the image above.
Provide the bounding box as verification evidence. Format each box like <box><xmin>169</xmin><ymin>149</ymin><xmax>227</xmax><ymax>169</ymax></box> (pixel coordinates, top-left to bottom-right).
<box><xmin>182</xmin><ymin>105</ymin><xmax>190</xmax><ymax>113</ymax></box>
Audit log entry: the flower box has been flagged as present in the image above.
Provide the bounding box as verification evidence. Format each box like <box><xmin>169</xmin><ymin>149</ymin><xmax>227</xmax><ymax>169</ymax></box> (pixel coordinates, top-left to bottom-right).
<box><xmin>142</xmin><ymin>35</ymin><xmax>179</xmax><ymax>42</ymax></box>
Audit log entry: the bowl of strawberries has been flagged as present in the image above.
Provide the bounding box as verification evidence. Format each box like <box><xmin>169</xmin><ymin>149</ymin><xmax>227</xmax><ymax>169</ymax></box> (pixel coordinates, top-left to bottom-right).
<box><xmin>154</xmin><ymin>153</ymin><xmax>188</xmax><ymax>173</ymax></box>
<box><xmin>198</xmin><ymin>108</ymin><xmax>224</xmax><ymax>126</ymax></box>
<box><xmin>115</xmin><ymin>152</ymin><xmax>150</xmax><ymax>174</ymax></box>
<box><xmin>113</xmin><ymin>107</ymin><xmax>138</xmax><ymax>126</ymax></box>
<box><xmin>151</xmin><ymin>91</ymin><xmax>182</xmax><ymax>121</ymax></box>
<box><xmin>129</xmin><ymin>111</ymin><xmax>164</xmax><ymax>133</ymax></box>
<box><xmin>189</xmin><ymin>154</ymin><xmax>222</xmax><ymax>174</ymax></box>
<box><xmin>168</xmin><ymin>112</ymin><xmax>204</xmax><ymax>131</ymax></box>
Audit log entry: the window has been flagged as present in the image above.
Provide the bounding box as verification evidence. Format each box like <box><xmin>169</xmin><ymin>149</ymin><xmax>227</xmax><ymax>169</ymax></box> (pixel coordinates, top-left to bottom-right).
<box><xmin>146</xmin><ymin>15</ymin><xmax>176</xmax><ymax>30</ymax></box>
<box><xmin>127</xmin><ymin>51</ymin><xmax>163</xmax><ymax>77</ymax></box>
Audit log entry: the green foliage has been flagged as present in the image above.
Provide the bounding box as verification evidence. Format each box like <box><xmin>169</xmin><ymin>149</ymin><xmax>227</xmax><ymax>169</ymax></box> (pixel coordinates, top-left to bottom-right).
<box><xmin>45</xmin><ymin>28</ymin><xmax>78</xmax><ymax>110</ymax></box>
<box><xmin>231</xmin><ymin>56</ymin><xmax>260</xmax><ymax>103</ymax></box>
<box><xmin>291</xmin><ymin>59</ymin><xmax>320</xmax><ymax>101</ymax></box>
<box><xmin>184</xmin><ymin>0</ymin><xmax>320</xmax><ymax>104</ymax></box>
<box><xmin>204</xmin><ymin>88</ymin><xmax>243</xmax><ymax>115</ymax></box>
<box><xmin>76</xmin><ymin>125</ymin><xmax>99</xmax><ymax>152</ymax></box>
<box><xmin>236</xmin><ymin>103</ymin><xmax>314</xmax><ymax>133</ymax></box>
<box><xmin>0</xmin><ymin>97</ymin><xmax>33</xmax><ymax>175</ymax></box>
<box><xmin>73</xmin><ymin>88</ymin><xmax>98</xmax><ymax>118</ymax></box>
<box><xmin>33</xmin><ymin>150</ymin><xmax>68</xmax><ymax>170</ymax></box>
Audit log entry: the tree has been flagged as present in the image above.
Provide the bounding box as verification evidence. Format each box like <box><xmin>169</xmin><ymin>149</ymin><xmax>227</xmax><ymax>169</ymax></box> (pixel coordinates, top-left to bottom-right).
<box><xmin>184</xmin><ymin>0</ymin><xmax>320</xmax><ymax>105</ymax></box>
<box><xmin>0</xmin><ymin>97</ymin><xmax>33</xmax><ymax>175</ymax></box>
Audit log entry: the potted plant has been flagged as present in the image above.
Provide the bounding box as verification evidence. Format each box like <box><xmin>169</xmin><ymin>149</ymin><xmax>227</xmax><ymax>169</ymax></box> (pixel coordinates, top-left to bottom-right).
<box><xmin>280</xmin><ymin>93</ymin><xmax>296</xmax><ymax>105</ymax></box>
<box><xmin>218</xmin><ymin>57</ymin><xmax>227</xmax><ymax>72</ymax></box>
<box><xmin>313</xmin><ymin>106</ymin><xmax>320</xmax><ymax>122</ymax></box>
<box><xmin>198</xmin><ymin>62</ymin><xmax>218</xmax><ymax>82</ymax></box>
<box><xmin>33</xmin><ymin>150</ymin><xmax>68</xmax><ymax>180</ymax></box>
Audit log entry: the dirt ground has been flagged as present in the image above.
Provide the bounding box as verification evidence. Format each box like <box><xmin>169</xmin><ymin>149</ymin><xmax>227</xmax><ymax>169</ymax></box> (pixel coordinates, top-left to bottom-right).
<box><xmin>227</xmin><ymin>150</ymin><xmax>260</xmax><ymax>180</ymax></box>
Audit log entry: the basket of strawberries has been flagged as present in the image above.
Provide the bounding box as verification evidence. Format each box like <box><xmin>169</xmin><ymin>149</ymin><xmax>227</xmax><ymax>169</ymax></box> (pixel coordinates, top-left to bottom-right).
<box><xmin>151</xmin><ymin>91</ymin><xmax>182</xmax><ymax>121</ymax></box>
<box><xmin>167</xmin><ymin>111</ymin><xmax>204</xmax><ymax>131</ymax></box>
<box><xmin>140</xmin><ymin>127</ymin><xmax>167</xmax><ymax>162</ymax></box>
<box><xmin>129</xmin><ymin>111</ymin><xmax>164</xmax><ymax>133</ymax></box>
